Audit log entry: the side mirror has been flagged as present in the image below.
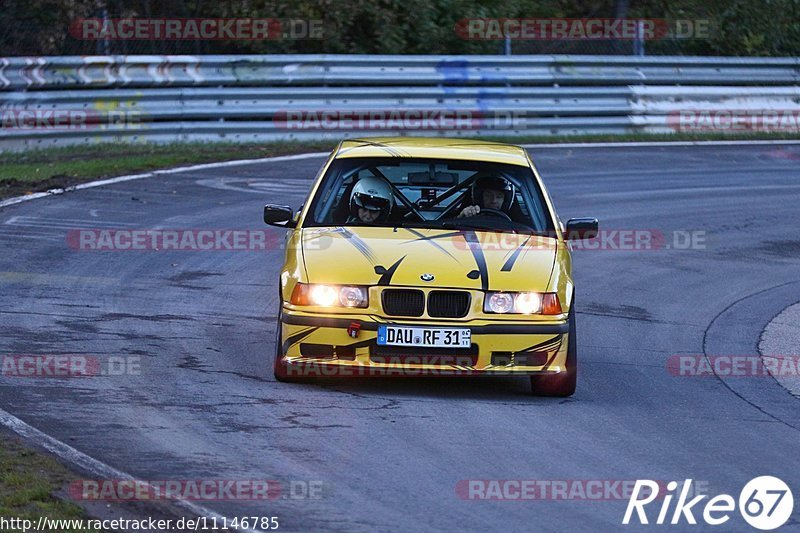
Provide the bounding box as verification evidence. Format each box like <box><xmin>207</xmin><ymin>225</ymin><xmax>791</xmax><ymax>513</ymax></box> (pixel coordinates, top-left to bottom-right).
<box><xmin>564</xmin><ymin>218</ymin><xmax>599</xmax><ymax>240</ymax></box>
<box><xmin>264</xmin><ymin>204</ymin><xmax>296</xmax><ymax>228</ymax></box>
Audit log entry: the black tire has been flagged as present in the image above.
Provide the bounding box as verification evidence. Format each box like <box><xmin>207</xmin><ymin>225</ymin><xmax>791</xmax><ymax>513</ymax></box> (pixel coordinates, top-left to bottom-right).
<box><xmin>530</xmin><ymin>299</ymin><xmax>577</xmax><ymax>397</ymax></box>
<box><xmin>273</xmin><ymin>308</ymin><xmax>301</xmax><ymax>382</ymax></box>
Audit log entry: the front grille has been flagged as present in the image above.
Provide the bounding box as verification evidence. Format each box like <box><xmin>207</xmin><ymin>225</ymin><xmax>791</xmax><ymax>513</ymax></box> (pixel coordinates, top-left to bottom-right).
<box><xmin>427</xmin><ymin>290</ymin><xmax>471</xmax><ymax>318</ymax></box>
<box><xmin>381</xmin><ymin>289</ymin><xmax>425</xmax><ymax>317</ymax></box>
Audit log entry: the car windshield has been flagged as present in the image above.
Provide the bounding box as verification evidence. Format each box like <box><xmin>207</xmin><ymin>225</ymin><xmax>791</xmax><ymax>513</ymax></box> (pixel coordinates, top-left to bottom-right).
<box><xmin>305</xmin><ymin>157</ymin><xmax>554</xmax><ymax>234</ymax></box>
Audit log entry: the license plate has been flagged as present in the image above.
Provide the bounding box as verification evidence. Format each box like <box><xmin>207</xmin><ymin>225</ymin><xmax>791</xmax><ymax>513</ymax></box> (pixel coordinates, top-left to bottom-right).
<box><xmin>377</xmin><ymin>325</ymin><xmax>471</xmax><ymax>348</ymax></box>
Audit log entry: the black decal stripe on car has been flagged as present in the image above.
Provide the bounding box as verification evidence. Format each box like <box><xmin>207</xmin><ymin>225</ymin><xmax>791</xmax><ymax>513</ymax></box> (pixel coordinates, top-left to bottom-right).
<box><xmin>378</xmin><ymin>256</ymin><xmax>406</xmax><ymax>286</ymax></box>
<box><xmin>337</xmin><ymin>227</ymin><xmax>377</xmax><ymax>263</ymax></box>
<box><xmin>463</xmin><ymin>230</ymin><xmax>489</xmax><ymax>290</ymax></box>
<box><xmin>542</xmin><ymin>352</ymin><xmax>559</xmax><ymax>372</ymax></box>
<box><xmin>400</xmin><ymin>230</ymin><xmax>464</xmax><ymax>244</ymax></box>
<box><xmin>517</xmin><ymin>335</ymin><xmax>562</xmax><ymax>354</ymax></box>
<box><xmin>500</xmin><ymin>235</ymin><xmax>532</xmax><ymax>272</ymax></box>
<box><xmin>282</xmin><ymin>327</ymin><xmax>318</xmax><ymax>354</ymax></box>
<box><xmin>538</xmin><ymin>337</ymin><xmax>565</xmax><ymax>371</ymax></box>
<box><xmin>402</xmin><ymin>228</ymin><xmax>459</xmax><ymax>261</ymax></box>
<box><xmin>520</xmin><ymin>235</ymin><xmax>553</xmax><ymax>264</ymax></box>
<box><xmin>281</xmin><ymin>314</ymin><xmax>569</xmax><ymax>334</ymax></box>
<box><xmin>340</xmin><ymin>139</ymin><xmax>408</xmax><ymax>158</ymax></box>
<box><xmin>518</xmin><ymin>335</ymin><xmax>563</xmax><ymax>371</ymax></box>
<box><xmin>339</xmin><ymin>337</ymin><xmax>377</xmax><ymax>349</ymax></box>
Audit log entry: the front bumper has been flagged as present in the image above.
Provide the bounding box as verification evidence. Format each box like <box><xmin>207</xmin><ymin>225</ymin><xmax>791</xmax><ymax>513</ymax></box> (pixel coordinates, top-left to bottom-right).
<box><xmin>279</xmin><ymin>309</ymin><xmax>570</xmax><ymax>377</ymax></box>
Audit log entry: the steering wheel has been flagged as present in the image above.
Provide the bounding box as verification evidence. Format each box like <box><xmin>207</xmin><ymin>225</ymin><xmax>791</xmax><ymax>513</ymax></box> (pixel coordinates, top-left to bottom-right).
<box><xmin>474</xmin><ymin>208</ymin><xmax>512</xmax><ymax>222</ymax></box>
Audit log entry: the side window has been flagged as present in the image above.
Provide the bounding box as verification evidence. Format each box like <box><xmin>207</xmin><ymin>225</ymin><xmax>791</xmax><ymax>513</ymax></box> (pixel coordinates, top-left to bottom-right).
<box><xmin>312</xmin><ymin>165</ymin><xmax>345</xmax><ymax>224</ymax></box>
<box><xmin>331</xmin><ymin>173</ymin><xmax>360</xmax><ymax>223</ymax></box>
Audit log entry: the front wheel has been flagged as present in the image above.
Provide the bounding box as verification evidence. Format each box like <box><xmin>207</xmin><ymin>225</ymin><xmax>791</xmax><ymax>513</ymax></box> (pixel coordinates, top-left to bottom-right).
<box><xmin>530</xmin><ymin>300</ymin><xmax>577</xmax><ymax>397</ymax></box>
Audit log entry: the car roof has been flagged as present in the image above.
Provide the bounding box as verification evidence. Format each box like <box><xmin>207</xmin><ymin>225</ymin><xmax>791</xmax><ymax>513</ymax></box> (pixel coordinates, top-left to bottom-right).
<box><xmin>334</xmin><ymin>137</ymin><xmax>531</xmax><ymax>167</ymax></box>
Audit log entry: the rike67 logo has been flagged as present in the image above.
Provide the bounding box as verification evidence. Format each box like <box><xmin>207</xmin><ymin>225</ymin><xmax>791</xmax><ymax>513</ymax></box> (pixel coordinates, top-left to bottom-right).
<box><xmin>623</xmin><ymin>477</ymin><xmax>794</xmax><ymax>530</ymax></box>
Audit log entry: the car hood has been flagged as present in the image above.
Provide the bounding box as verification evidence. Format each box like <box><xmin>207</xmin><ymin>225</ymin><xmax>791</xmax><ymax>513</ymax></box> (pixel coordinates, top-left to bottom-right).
<box><xmin>300</xmin><ymin>226</ymin><xmax>557</xmax><ymax>292</ymax></box>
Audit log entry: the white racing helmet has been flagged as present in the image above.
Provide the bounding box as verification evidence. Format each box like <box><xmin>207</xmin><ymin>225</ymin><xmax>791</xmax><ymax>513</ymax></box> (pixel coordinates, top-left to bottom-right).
<box><xmin>349</xmin><ymin>177</ymin><xmax>395</xmax><ymax>222</ymax></box>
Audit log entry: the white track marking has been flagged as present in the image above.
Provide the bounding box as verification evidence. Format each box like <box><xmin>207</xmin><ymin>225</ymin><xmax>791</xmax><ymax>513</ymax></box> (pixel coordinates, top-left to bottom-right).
<box><xmin>3</xmin><ymin>215</ymin><xmax>139</xmax><ymax>229</ymax></box>
<box><xmin>0</xmin><ymin>152</ymin><xmax>330</xmax><ymax>209</ymax></box>
<box><xmin>194</xmin><ymin>176</ymin><xmax>314</xmax><ymax>195</ymax></box>
<box><xmin>0</xmin><ymin>233</ymin><xmax>62</xmax><ymax>242</ymax></box>
<box><xmin>3</xmin><ymin>140</ymin><xmax>800</xmax><ymax>210</ymax></box>
<box><xmin>0</xmin><ymin>408</ymin><xmax>267</xmax><ymax>533</ymax></box>
<box><xmin>5</xmin><ymin>215</ymin><xmax>137</xmax><ymax>225</ymax></box>
<box><xmin>0</xmin><ymin>140</ymin><xmax>800</xmax><ymax>208</ymax></box>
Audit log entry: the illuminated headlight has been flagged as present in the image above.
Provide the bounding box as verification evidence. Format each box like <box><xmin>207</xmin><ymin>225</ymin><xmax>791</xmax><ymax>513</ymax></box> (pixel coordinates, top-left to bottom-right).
<box><xmin>514</xmin><ymin>292</ymin><xmax>542</xmax><ymax>314</ymax></box>
<box><xmin>484</xmin><ymin>292</ymin><xmax>562</xmax><ymax>315</ymax></box>
<box><xmin>310</xmin><ymin>285</ymin><xmax>338</xmax><ymax>306</ymax></box>
<box><xmin>291</xmin><ymin>283</ymin><xmax>369</xmax><ymax>308</ymax></box>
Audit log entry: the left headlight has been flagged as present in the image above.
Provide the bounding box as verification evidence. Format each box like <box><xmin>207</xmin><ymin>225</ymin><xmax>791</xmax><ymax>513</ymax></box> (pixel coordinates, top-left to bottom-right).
<box><xmin>290</xmin><ymin>283</ymin><xmax>369</xmax><ymax>308</ymax></box>
<box><xmin>484</xmin><ymin>292</ymin><xmax>562</xmax><ymax>315</ymax></box>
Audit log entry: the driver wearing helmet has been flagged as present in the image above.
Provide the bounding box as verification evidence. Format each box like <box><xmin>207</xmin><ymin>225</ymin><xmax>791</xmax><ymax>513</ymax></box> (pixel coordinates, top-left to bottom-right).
<box><xmin>347</xmin><ymin>176</ymin><xmax>395</xmax><ymax>225</ymax></box>
<box><xmin>458</xmin><ymin>175</ymin><xmax>516</xmax><ymax>218</ymax></box>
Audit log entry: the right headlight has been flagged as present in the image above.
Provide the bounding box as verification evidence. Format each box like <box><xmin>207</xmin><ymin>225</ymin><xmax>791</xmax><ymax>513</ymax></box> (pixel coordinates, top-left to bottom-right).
<box><xmin>484</xmin><ymin>292</ymin><xmax>562</xmax><ymax>315</ymax></box>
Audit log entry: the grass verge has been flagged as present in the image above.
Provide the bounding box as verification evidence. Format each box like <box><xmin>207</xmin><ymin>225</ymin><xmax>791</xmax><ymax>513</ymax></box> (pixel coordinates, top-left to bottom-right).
<box><xmin>0</xmin><ymin>433</ymin><xmax>102</xmax><ymax>532</ymax></box>
<box><xmin>0</xmin><ymin>141</ymin><xmax>336</xmax><ymax>200</ymax></box>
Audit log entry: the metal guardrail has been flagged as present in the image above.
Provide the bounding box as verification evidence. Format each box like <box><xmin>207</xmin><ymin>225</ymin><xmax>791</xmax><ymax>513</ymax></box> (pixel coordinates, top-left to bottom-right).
<box><xmin>3</xmin><ymin>55</ymin><xmax>800</xmax><ymax>90</ymax></box>
<box><xmin>1</xmin><ymin>55</ymin><xmax>799</xmax><ymax>151</ymax></box>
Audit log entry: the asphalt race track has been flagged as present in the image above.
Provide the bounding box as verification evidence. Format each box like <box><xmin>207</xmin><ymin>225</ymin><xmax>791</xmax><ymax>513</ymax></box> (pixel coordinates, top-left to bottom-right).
<box><xmin>2</xmin><ymin>144</ymin><xmax>799</xmax><ymax>531</ymax></box>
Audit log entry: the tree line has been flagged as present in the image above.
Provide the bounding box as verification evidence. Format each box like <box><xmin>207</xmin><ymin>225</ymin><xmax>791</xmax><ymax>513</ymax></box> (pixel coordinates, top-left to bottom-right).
<box><xmin>1</xmin><ymin>0</ymin><xmax>798</xmax><ymax>56</ymax></box>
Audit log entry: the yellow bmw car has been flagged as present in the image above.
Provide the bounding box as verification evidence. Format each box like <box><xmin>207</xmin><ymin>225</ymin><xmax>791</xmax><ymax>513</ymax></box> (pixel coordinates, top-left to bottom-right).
<box><xmin>264</xmin><ymin>138</ymin><xmax>597</xmax><ymax>396</ymax></box>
